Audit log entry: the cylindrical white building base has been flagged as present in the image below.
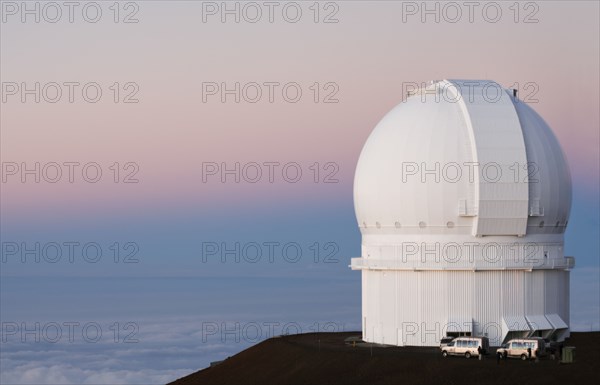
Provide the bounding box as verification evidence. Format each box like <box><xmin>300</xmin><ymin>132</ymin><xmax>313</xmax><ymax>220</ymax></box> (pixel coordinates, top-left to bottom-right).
<box><xmin>359</xmin><ymin>269</ymin><xmax>570</xmax><ymax>347</ymax></box>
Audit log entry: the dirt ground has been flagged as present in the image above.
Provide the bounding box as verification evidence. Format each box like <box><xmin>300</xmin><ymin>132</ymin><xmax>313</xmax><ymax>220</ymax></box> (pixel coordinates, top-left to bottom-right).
<box><xmin>168</xmin><ymin>332</ymin><xmax>598</xmax><ymax>385</ymax></box>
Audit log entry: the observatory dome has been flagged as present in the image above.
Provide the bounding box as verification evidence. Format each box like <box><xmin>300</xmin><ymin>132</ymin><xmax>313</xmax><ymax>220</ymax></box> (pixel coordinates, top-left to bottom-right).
<box><xmin>354</xmin><ymin>79</ymin><xmax>571</xmax><ymax>237</ymax></box>
<box><xmin>351</xmin><ymin>80</ymin><xmax>574</xmax><ymax>347</ymax></box>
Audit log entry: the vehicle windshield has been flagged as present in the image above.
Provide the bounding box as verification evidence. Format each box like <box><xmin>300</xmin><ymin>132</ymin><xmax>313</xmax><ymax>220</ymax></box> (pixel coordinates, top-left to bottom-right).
<box><xmin>448</xmin><ymin>342</ymin><xmax>454</xmax><ymax>346</ymax></box>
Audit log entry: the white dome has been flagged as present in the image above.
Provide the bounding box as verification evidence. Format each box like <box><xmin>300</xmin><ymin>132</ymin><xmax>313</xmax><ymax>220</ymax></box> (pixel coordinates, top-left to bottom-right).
<box><xmin>354</xmin><ymin>79</ymin><xmax>572</xmax><ymax>237</ymax></box>
<box><xmin>351</xmin><ymin>80</ymin><xmax>574</xmax><ymax>347</ymax></box>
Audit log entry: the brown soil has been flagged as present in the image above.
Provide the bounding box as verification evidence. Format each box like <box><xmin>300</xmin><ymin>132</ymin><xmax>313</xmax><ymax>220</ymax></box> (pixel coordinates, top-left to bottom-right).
<box><xmin>168</xmin><ymin>332</ymin><xmax>598</xmax><ymax>385</ymax></box>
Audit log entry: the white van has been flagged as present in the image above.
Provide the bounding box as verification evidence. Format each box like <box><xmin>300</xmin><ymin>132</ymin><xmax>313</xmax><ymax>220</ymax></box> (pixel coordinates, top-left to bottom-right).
<box><xmin>439</xmin><ymin>336</ymin><xmax>454</xmax><ymax>347</ymax></box>
<box><xmin>440</xmin><ymin>337</ymin><xmax>489</xmax><ymax>358</ymax></box>
<box><xmin>496</xmin><ymin>338</ymin><xmax>546</xmax><ymax>360</ymax></box>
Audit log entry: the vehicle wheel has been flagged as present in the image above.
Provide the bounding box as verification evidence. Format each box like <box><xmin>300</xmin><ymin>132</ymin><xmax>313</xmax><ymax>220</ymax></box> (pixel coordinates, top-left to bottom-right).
<box><xmin>465</xmin><ymin>352</ymin><xmax>471</xmax><ymax>359</ymax></box>
<box><xmin>442</xmin><ymin>351</ymin><xmax>448</xmax><ymax>357</ymax></box>
<box><xmin>521</xmin><ymin>354</ymin><xmax>527</xmax><ymax>361</ymax></box>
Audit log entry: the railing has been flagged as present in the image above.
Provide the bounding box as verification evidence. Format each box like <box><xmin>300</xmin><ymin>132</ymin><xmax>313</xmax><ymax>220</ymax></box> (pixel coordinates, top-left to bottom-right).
<box><xmin>350</xmin><ymin>256</ymin><xmax>575</xmax><ymax>271</ymax></box>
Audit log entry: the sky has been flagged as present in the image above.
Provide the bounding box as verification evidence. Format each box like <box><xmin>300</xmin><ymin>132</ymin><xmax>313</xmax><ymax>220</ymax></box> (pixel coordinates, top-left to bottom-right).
<box><xmin>1</xmin><ymin>1</ymin><xmax>599</xmax><ymax>384</ymax></box>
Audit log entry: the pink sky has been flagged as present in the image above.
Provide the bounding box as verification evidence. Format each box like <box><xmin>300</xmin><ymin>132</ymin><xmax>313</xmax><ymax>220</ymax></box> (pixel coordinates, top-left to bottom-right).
<box><xmin>1</xmin><ymin>1</ymin><xmax>598</xmax><ymax>216</ymax></box>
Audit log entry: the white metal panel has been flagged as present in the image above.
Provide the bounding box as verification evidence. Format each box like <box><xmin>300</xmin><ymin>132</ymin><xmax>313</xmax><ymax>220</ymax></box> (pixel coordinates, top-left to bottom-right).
<box><xmin>526</xmin><ymin>315</ymin><xmax>553</xmax><ymax>331</ymax></box>
<box><xmin>353</xmin><ymin>81</ymin><xmax>477</xmax><ymax>233</ymax></box>
<box><xmin>398</xmin><ymin>270</ymin><xmax>421</xmax><ymax>346</ymax></box>
<box><xmin>380</xmin><ymin>272</ymin><xmax>395</xmax><ymax>345</ymax></box>
<box><xmin>446</xmin><ymin>79</ymin><xmax>529</xmax><ymax>236</ymax></box>
<box><xmin>501</xmin><ymin>271</ymin><xmax>525</xmax><ymax>316</ymax></box>
<box><xmin>547</xmin><ymin>313</ymin><xmax>568</xmax><ymax>329</ymax></box>
<box><xmin>396</xmin><ymin>328</ymin><xmax>404</xmax><ymax>346</ymax></box>
<box><xmin>472</xmin><ymin>270</ymin><xmax>501</xmax><ymax>342</ymax></box>
<box><xmin>447</xmin><ymin>271</ymin><xmax>472</xmax><ymax>321</ymax></box>
<box><xmin>420</xmin><ymin>271</ymin><xmax>447</xmax><ymax>344</ymax></box>
<box><xmin>525</xmin><ymin>271</ymin><xmax>546</xmax><ymax>315</ymax></box>
<box><xmin>502</xmin><ymin>315</ymin><xmax>531</xmax><ymax>331</ymax></box>
<box><xmin>562</xmin><ymin>272</ymin><xmax>570</xmax><ymax>329</ymax></box>
<box><xmin>361</xmin><ymin>270</ymin><xmax>368</xmax><ymax>342</ymax></box>
<box><xmin>514</xmin><ymin>101</ymin><xmax>572</xmax><ymax>234</ymax></box>
<box><xmin>447</xmin><ymin>317</ymin><xmax>472</xmax><ymax>332</ymax></box>
<box><xmin>544</xmin><ymin>270</ymin><xmax>560</xmax><ymax>314</ymax></box>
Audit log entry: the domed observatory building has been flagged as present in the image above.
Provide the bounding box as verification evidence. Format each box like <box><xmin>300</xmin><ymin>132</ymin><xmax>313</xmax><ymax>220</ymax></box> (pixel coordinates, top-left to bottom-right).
<box><xmin>351</xmin><ymin>79</ymin><xmax>574</xmax><ymax>347</ymax></box>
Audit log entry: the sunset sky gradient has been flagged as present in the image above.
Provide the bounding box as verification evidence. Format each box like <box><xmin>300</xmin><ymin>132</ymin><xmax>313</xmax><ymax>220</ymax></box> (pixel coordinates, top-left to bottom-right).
<box><xmin>1</xmin><ymin>1</ymin><xmax>599</xmax><ymax>383</ymax></box>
